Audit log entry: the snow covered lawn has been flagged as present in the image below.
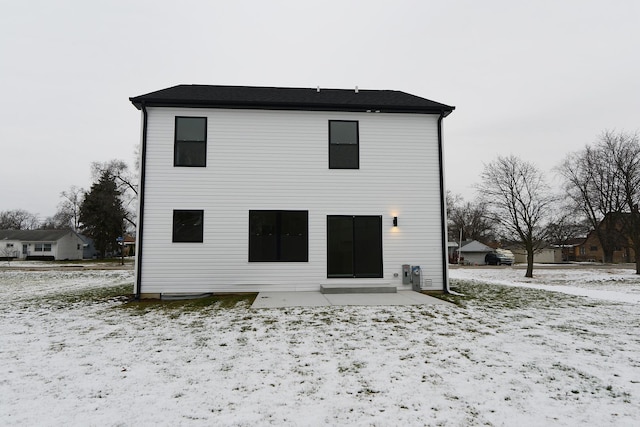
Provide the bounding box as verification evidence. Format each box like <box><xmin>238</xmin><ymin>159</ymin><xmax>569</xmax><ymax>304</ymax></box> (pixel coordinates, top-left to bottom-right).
<box><xmin>1</xmin><ymin>266</ymin><xmax>639</xmax><ymax>426</ymax></box>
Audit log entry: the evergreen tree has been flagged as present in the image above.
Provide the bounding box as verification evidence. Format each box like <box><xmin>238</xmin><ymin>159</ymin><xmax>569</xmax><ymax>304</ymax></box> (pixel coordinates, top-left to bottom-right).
<box><xmin>79</xmin><ymin>171</ymin><xmax>126</xmax><ymax>258</ymax></box>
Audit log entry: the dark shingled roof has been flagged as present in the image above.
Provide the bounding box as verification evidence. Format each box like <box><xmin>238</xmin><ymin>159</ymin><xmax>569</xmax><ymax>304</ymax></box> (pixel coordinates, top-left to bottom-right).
<box><xmin>0</xmin><ymin>229</ymin><xmax>77</xmax><ymax>242</ymax></box>
<box><xmin>130</xmin><ymin>85</ymin><xmax>454</xmax><ymax>116</ymax></box>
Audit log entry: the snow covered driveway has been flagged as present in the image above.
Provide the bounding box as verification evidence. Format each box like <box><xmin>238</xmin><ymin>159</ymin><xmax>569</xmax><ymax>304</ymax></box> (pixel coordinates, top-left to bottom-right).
<box><xmin>1</xmin><ymin>267</ymin><xmax>639</xmax><ymax>426</ymax></box>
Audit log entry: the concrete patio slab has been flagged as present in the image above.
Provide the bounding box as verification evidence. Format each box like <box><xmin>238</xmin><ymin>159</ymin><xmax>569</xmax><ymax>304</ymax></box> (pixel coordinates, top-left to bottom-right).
<box><xmin>251</xmin><ymin>290</ymin><xmax>452</xmax><ymax>308</ymax></box>
<box><xmin>251</xmin><ymin>291</ymin><xmax>331</xmax><ymax>308</ymax></box>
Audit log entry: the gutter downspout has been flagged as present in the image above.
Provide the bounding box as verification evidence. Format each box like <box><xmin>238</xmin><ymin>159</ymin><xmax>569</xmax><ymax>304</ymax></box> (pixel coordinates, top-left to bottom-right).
<box><xmin>437</xmin><ymin>113</ymin><xmax>450</xmax><ymax>293</ymax></box>
<box><xmin>134</xmin><ymin>103</ymin><xmax>148</xmax><ymax>300</ymax></box>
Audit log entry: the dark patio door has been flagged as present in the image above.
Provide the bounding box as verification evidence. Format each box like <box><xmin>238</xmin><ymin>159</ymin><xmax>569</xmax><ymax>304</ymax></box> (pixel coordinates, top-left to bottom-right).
<box><xmin>327</xmin><ymin>215</ymin><xmax>382</xmax><ymax>278</ymax></box>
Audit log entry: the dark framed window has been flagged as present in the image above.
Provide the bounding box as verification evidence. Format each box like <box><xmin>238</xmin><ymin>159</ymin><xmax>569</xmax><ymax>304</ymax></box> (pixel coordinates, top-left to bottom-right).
<box><xmin>173</xmin><ymin>210</ymin><xmax>204</xmax><ymax>242</ymax></box>
<box><xmin>590</xmin><ymin>246</ymin><xmax>598</xmax><ymax>252</ymax></box>
<box><xmin>329</xmin><ymin>120</ymin><xmax>359</xmax><ymax>169</ymax></box>
<box><xmin>174</xmin><ymin>116</ymin><xmax>207</xmax><ymax>167</ymax></box>
<box><xmin>327</xmin><ymin>215</ymin><xmax>382</xmax><ymax>278</ymax></box>
<box><xmin>249</xmin><ymin>210</ymin><xmax>308</xmax><ymax>262</ymax></box>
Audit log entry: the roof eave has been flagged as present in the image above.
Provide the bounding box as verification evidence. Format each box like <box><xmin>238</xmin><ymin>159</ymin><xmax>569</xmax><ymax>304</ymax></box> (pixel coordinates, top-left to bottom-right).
<box><xmin>130</xmin><ymin>98</ymin><xmax>454</xmax><ymax>115</ymax></box>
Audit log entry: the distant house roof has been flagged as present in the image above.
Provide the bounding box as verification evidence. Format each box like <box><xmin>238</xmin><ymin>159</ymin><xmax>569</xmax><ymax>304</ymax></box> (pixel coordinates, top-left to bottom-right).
<box><xmin>459</xmin><ymin>240</ymin><xmax>493</xmax><ymax>253</ymax></box>
<box><xmin>0</xmin><ymin>229</ymin><xmax>77</xmax><ymax>241</ymax></box>
<box><xmin>563</xmin><ymin>237</ymin><xmax>587</xmax><ymax>247</ymax></box>
<box><xmin>130</xmin><ymin>85</ymin><xmax>455</xmax><ymax>116</ymax></box>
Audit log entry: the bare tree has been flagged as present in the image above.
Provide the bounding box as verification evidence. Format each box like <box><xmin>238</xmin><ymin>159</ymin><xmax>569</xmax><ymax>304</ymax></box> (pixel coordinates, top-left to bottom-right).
<box><xmin>448</xmin><ymin>198</ymin><xmax>494</xmax><ymax>242</ymax></box>
<box><xmin>446</xmin><ymin>191</ymin><xmax>461</xmax><ymax>221</ymax></box>
<box><xmin>477</xmin><ymin>155</ymin><xmax>554</xmax><ymax>278</ymax></box>
<box><xmin>38</xmin><ymin>186</ymin><xmax>85</xmax><ymax>230</ymax></box>
<box><xmin>558</xmin><ymin>130</ymin><xmax>640</xmax><ymax>271</ymax></box>
<box><xmin>546</xmin><ymin>207</ymin><xmax>590</xmax><ymax>261</ymax></box>
<box><xmin>604</xmin><ymin>131</ymin><xmax>640</xmax><ymax>273</ymax></box>
<box><xmin>39</xmin><ymin>216</ymin><xmax>59</xmax><ymax>230</ymax></box>
<box><xmin>92</xmin><ymin>159</ymin><xmax>138</xmax><ymax>196</ymax></box>
<box><xmin>558</xmin><ymin>141</ymin><xmax>622</xmax><ymax>262</ymax></box>
<box><xmin>446</xmin><ymin>191</ymin><xmax>462</xmax><ymax>241</ymax></box>
<box><xmin>0</xmin><ymin>209</ymin><xmax>40</xmax><ymax>230</ymax></box>
<box><xmin>57</xmin><ymin>186</ymin><xmax>84</xmax><ymax>230</ymax></box>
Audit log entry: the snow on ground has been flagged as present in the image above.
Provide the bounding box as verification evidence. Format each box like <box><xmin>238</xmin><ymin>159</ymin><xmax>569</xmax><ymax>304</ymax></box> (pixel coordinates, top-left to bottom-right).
<box><xmin>449</xmin><ymin>265</ymin><xmax>640</xmax><ymax>304</ymax></box>
<box><xmin>1</xmin><ymin>260</ymin><xmax>133</xmax><ymax>268</ymax></box>
<box><xmin>1</xmin><ymin>266</ymin><xmax>640</xmax><ymax>426</ymax></box>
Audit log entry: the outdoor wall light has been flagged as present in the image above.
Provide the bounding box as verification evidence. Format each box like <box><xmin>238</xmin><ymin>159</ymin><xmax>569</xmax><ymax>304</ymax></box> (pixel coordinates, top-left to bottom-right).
<box><xmin>393</xmin><ymin>216</ymin><xmax>398</xmax><ymax>227</ymax></box>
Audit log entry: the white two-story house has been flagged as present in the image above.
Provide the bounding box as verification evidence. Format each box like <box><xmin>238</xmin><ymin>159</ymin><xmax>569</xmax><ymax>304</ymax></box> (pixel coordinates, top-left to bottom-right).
<box><xmin>129</xmin><ymin>85</ymin><xmax>454</xmax><ymax>298</ymax></box>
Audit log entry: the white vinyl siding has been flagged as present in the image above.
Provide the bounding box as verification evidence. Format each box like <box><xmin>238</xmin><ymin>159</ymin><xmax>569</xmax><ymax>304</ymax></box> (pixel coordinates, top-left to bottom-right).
<box><xmin>55</xmin><ymin>233</ymin><xmax>85</xmax><ymax>260</ymax></box>
<box><xmin>138</xmin><ymin>107</ymin><xmax>445</xmax><ymax>293</ymax></box>
<box><xmin>3</xmin><ymin>241</ymin><xmax>20</xmax><ymax>258</ymax></box>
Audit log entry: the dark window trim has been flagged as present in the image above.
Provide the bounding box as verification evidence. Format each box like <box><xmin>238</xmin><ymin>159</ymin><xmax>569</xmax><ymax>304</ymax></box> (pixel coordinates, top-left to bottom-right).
<box><xmin>328</xmin><ymin>120</ymin><xmax>359</xmax><ymax>169</ymax></box>
<box><xmin>172</xmin><ymin>209</ymin><xmax>204</xmax><ymax>243</ymax></box>
<box><xmin>174</xmin><ymin>116</ymin><xmax>207</xmax><ymax>167</ymax></box>
<box><xmin>249</xmin><ymin>210</ymin><xmax>309</xmax><ymax>262</ymax></box>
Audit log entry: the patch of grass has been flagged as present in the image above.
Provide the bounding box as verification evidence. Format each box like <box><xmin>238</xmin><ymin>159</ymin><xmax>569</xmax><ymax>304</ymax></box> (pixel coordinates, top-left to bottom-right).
<box><xmin>431</xmin><ymin>290</ymin><xmax>467</xmax><ymax>307</ymax></box>
<box><xmin>21</xmin><ymin>283</ymin><xmax>133</xmax><ymax>309</ymax></box>
<box><xmin>436</xmin><ymin>280</ymin><xmax>592</xmax><ymax>311</ymax></box>
<box><xmin>11</xmin><ymin>258</ymin><xmax>135</xmax><ymax>266</ymax></box>
<box><xmin>358</xmin><ymin>388</ymin><xmax>380</xmax><ymax>395</ymax></box>
<box><xmin>120</xmin><ymin>293</ymin><xmax>258</xmax><ymax>313</ymax></box>
<box><xmin>23</xmin><ymin>283</ymin><xmax>257</xmax><ymax>314</ymax></box>
<box><xmin>338</xmin><ymin>361</ymin><xmax>367</xmax><ymax>374</ymax></box>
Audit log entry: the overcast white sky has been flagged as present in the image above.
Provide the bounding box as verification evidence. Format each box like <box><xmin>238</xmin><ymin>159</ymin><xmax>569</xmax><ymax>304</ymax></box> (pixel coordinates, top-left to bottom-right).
<box><xmin>1</xmin><ymin>0</ymin><xmax>638</xmax><ymax>219</ymax></box>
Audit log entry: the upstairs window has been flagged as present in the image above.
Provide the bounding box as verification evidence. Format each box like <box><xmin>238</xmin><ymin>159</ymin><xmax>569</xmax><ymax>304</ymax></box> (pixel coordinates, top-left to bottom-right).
<box><xmin>249</xmin><ymin>210</ymin><xmax>308</xmax><ymax>262</ymax></box>
<box><xmin>174</xmin><ymin>117</ymin><xmax>207</xmax><ymax>167</ymax></box>
<box><xmin>173</xmin><ymin>210</ymin><xmax>204</xmax><ymax>242</ymax></box>
<box><xmin>329</xmin><ymin>120</ymin><xmax>359</xmax><ymax>169</ymax></box>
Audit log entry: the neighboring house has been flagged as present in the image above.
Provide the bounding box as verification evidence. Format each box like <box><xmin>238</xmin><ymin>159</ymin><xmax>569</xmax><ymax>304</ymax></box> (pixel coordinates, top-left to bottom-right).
<box><xmin>553</xmin><ymin>238</ymin><xmax>585</xmax><ymax>262</ymax></box>
<box><xmin>572</xmin><ymin>214</ymin><xmax>636</xmax><ymax>263</ymax></box>
<box><xmin>121</xmin><ymin>235</ymin><xmax>136</xmax><ymax>257</ymax></box>
<box><xmin>130</xmin><ymin>84</ymin><xmax>454</xmax><ymax>297</ymax></box>
<box><xmin>0</xmin><ymin>230</ymin><xmax>84</xmax><ymax>260</ymax></box>
<box><xmin>79</xmin><ymin>235</ymin><xmax>97</xmax><ymax>259</ymax></box>
<box><xmin>574</xmin><ymin>230</ymin><xmax>634</xmax><ymax>263</ymax></box>
<box><xmin>447</xmin><ymin>242</ymin><xmax>459</xmax><ymax>264</ymax></box>
<box><xmin>511</xmin><ymin>246</ymin><xmax>562</xmax><ymax>264</ymax></box>
<box><xmin>457</xmin><ymin>240</ymin><xmax>493</xmax><ymax>265</ymax></box>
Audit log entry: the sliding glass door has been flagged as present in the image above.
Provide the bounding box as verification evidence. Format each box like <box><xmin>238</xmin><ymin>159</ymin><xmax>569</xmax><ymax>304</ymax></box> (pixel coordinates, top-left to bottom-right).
<box><xmin>327</xmin><ymin>215</ymin><xmax>382</xmax><ymax>278</ymax></box>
